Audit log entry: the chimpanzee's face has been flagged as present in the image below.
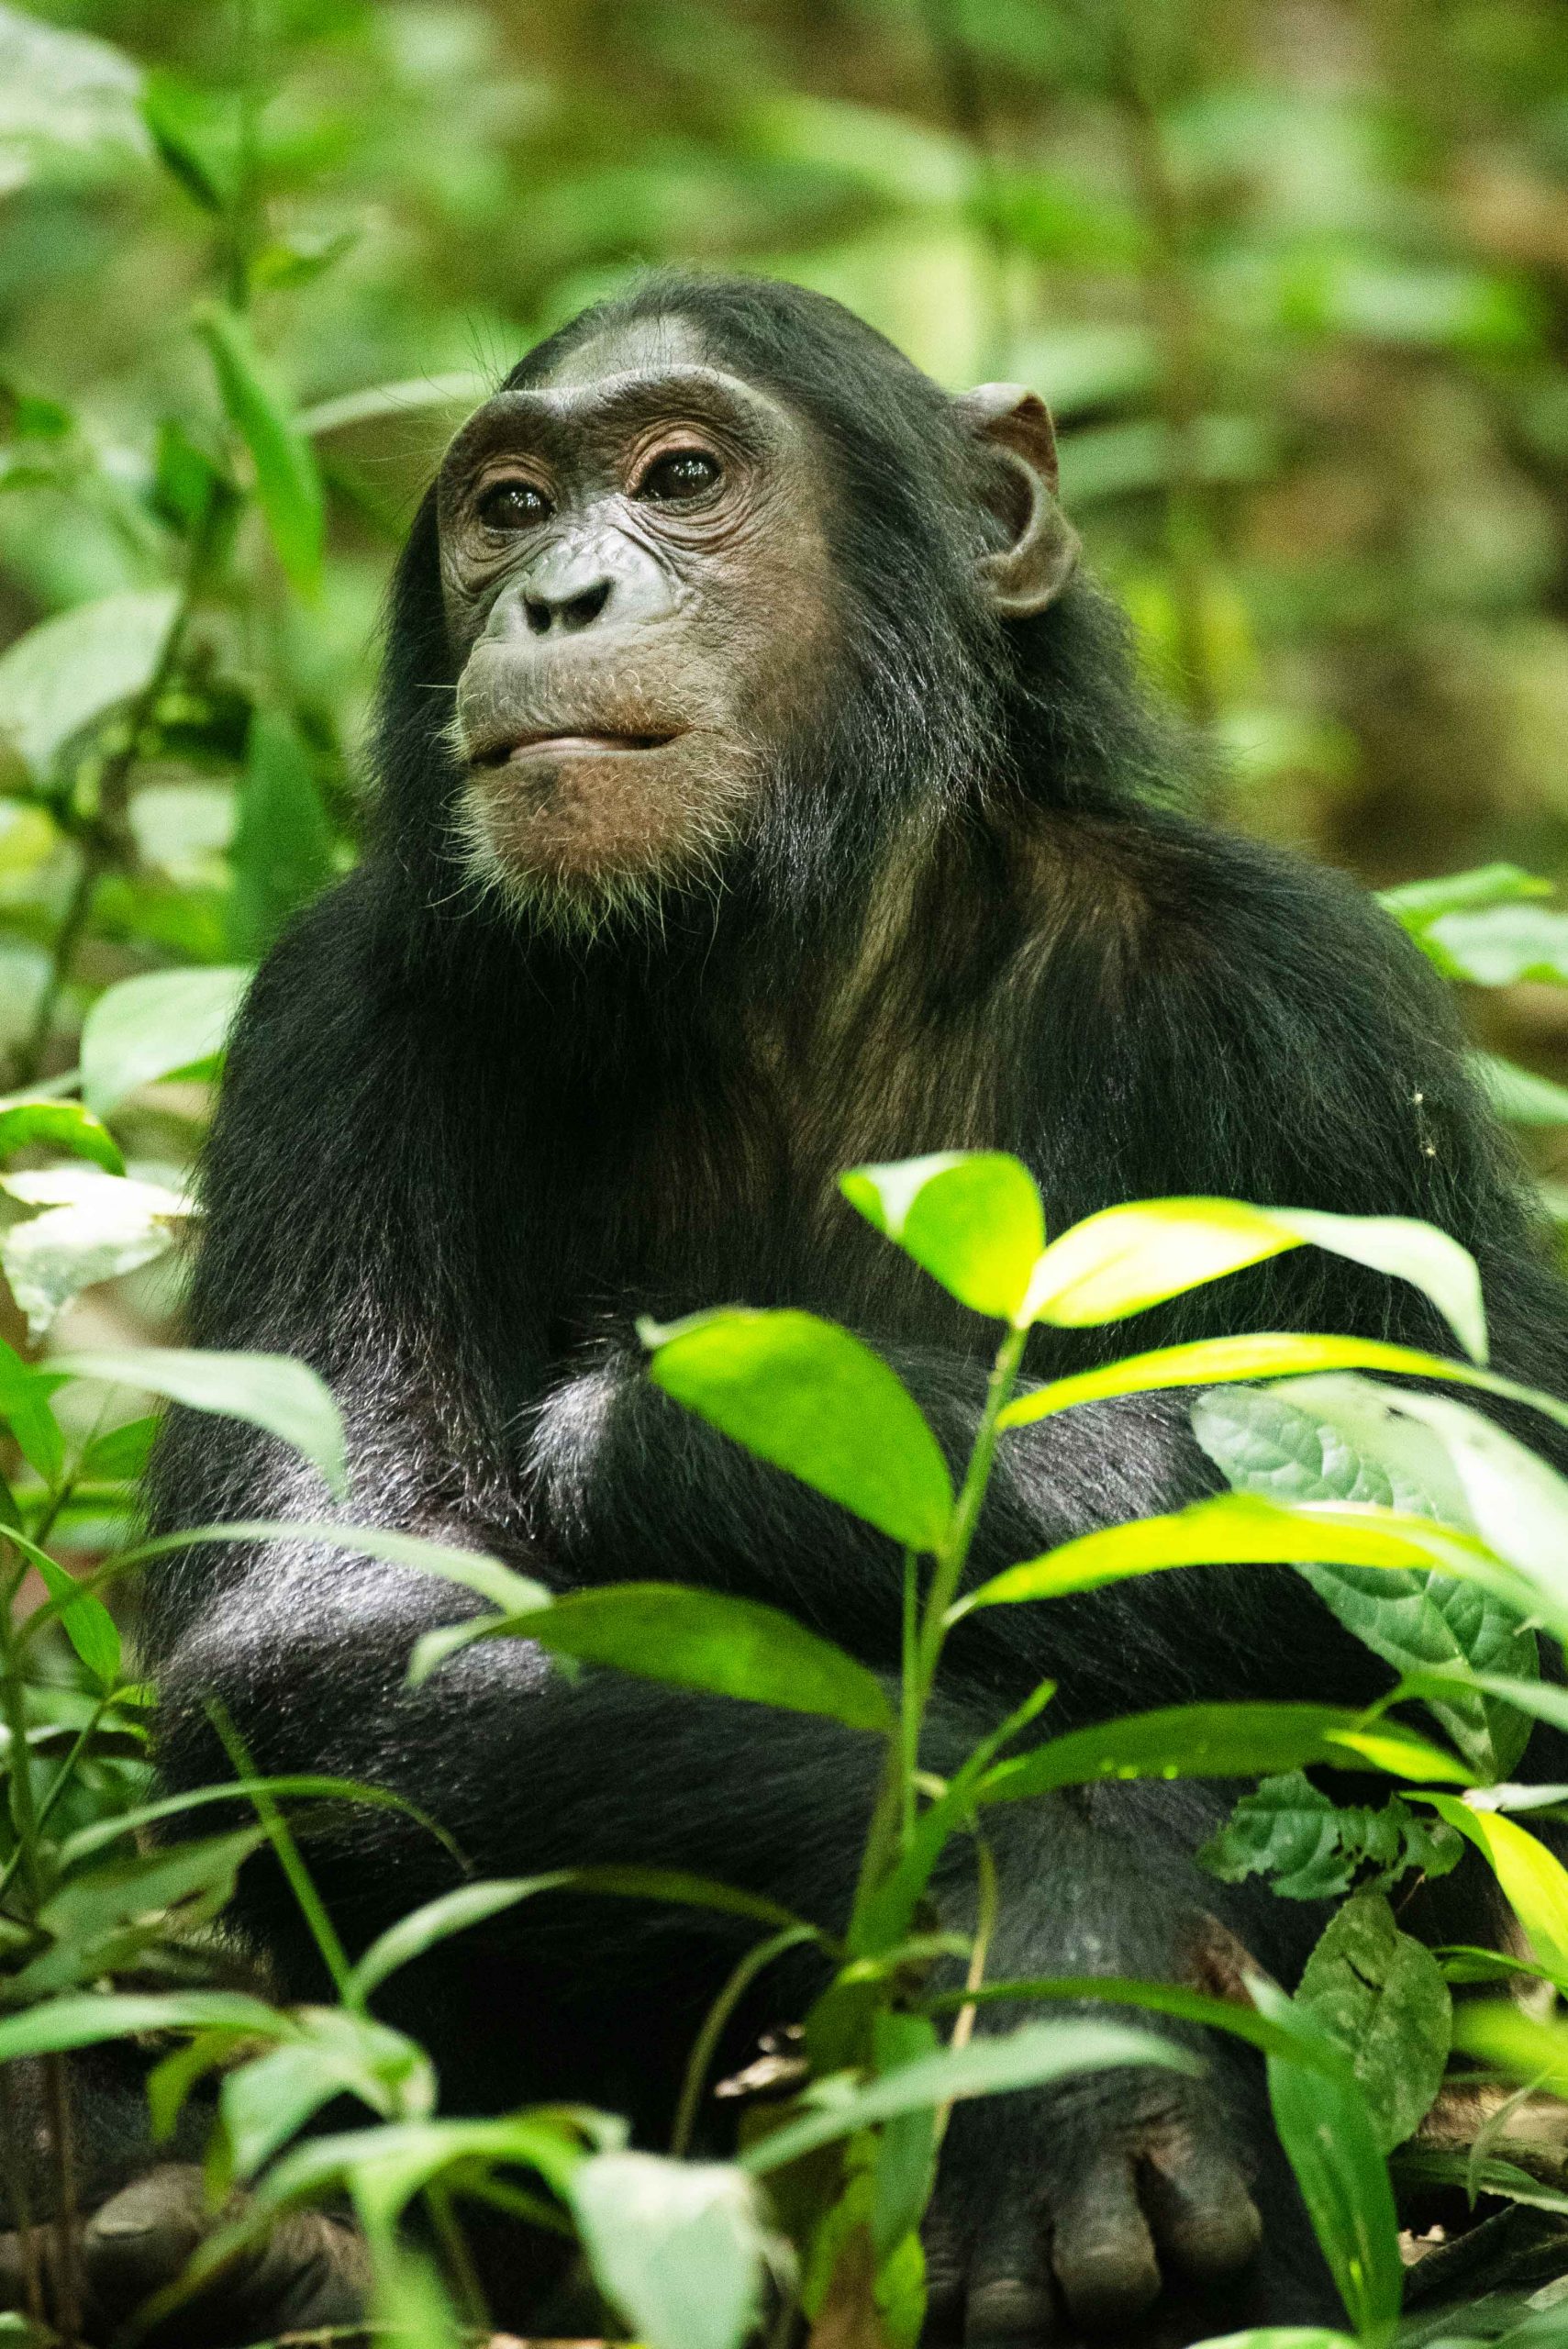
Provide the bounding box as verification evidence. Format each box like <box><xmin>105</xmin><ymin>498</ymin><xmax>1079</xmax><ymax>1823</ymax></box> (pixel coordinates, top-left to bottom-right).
<box><xmin>438</xmin><ymin>316</ymin><xmax>838</xmax><ymax>925</ymax></box>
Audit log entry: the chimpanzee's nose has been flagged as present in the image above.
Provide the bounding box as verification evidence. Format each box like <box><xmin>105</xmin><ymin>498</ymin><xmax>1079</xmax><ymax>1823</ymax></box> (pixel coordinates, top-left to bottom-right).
<box><xmin>523</xmin><ymin>577</ymin><xmax>613</xmax><ymax>635</ymax></box>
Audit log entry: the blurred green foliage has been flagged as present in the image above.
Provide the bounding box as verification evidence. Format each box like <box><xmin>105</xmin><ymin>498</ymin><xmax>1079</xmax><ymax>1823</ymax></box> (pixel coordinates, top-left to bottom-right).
<box><xmin>2</xmin><ymin>0</ymin><xmax>1568</xmax><ymax>1301</ymax></box>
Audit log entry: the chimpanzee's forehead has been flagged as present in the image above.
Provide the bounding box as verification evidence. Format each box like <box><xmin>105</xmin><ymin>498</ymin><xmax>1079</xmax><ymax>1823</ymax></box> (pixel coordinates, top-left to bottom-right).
<box><xmin>528</xmin><ymin>311</ymin><xmax>711</xmax><ymax>390</ymax></box>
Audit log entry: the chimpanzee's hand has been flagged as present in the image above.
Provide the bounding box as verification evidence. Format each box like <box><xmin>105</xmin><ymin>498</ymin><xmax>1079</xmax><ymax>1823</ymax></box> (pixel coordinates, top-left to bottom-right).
<box><xmin>920</xmin><ymin>2050</ymin><xmax>1332</xmax><ymax>2348</ymax></box>
<box><xmin>0</xmin><ymin>2163</ymin><xmax>368</xmax><ymax>2349</ymax></box>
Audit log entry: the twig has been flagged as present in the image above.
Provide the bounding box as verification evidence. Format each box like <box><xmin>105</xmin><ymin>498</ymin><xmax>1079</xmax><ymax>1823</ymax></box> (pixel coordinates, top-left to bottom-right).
<box><xmin>41</xmin><ymin>2053</ymin><xmax>81</xmax><ymax>2348</ymax></box>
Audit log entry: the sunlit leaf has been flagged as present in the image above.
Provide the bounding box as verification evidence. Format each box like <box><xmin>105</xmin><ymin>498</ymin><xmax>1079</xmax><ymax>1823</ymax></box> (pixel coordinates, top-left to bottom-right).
<box><xmin>0</xmin><ymin>1164</ymin><xmax>191</xmax><ymax>1338</ymax></box>
<box><xmin>1422</xmin><ymin>903</ymin><xmax>1568</xmax><ymax>987</ymax></box>
<box><xmin>644</xmin><ymin>1308</ymin><xmax>951</xmax><ymax>1551</ymax></box>
<box><xmin>1025</xmin><ymin>1198</ymin><xmax>1485</xmax><ymax>1364</ymax></box>
<box><xmin>1472</xmin><ymin>1051</ymin><xmax>1568</xmax><ymax>1128</ymax></box>
<box><xmin>80</xmin><ymin>963</ymin><xmax>250</xmax><ymax>1114</ymax></box>
<box><xmin>0</xmin><ymin>7</ymin><xmax>149</xmax><ymax>195</ymax></box>
<box><xmin>412</xmin><ymin>1582</ymin><xmax>893</xmax><ymax>1733</ymax></box>
<box><xmin>1422</xmin><ymin>1796</ymin><xmax>1568</xmax><ymax>1978</ymax></box>
<box><xmin>0</xmin><ymin>1988</ymin><xmax>283</xmax><ymax>2062</ymax></box>
<box><xmin>980</xmin><ymin>1702</ymin><xmax>1466</xmax><ymax>1806</ymax></box>
<box><xmin>570</xmin><ymin>2153</ymin><xmax>778</xmax><ymax>2349</ymax></box>
<box><xmin>1379</xmin><ymin>864</ymin><xmax>1552</xmax><ymax>926</ymax></box>
<box><xmin>53</xmin><ymin>1346</ymin><xmax>348</xmax><ymax>1500</ymax></box>
<box><xmin>961</xmin><ymin>1492</ymin><xmax>1483</xmax><ymax>1612</ymax></box>
<box><xmin>196</xmin><ymin>306</ymin><xmax>324</xmax><ymax>595</ymax></box>
<box><xmin>0</xmin><ymin>587</ymin><xmax>176</xmax><ymax>780</ymax></box>
<box><xmin>840</xmin><ymin>1152</ymin><xmax>1045</xmax><ymax>1324</ymax></box>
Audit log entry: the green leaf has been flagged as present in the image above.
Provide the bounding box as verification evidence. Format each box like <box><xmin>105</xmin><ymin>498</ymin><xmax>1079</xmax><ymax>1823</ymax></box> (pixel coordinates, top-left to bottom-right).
<box><xmin>0</xmin><ymin>1164</ymin><xmax>192</xmax><ymax>1339</ymax></box>
<box><xmin>195</xmin><ymin>306</ymin><xmax>325</xmax><ymax>596</ymax></box>
<box><xmin>840</xmin><ymin>1152</ymin><xmax>1045</xmax><ymax>1324</ymax></box>
<box><xmin>0</xmin><ymin>8</ymin><xmax>150</xmax><ymax>193</ymax></box>
<box><xmin>80</xmin><ymin>963</ymin><xmax>250</xmax><ymax>1114</ymax></box>
<box><xmin>1296</xmin><ymin>1891</ymin><xmax>1451</xmax><ymax>2152</ymax></box>
<box><xmin>743</xmin><ymin>2020</ymin><xmax>1194</xmax><ymax>2175</ymax></box>
<box><xmin>0</xmin><ymin>1099</ymin><xmax>122</xmax><ymax>1174</ymax></box>
<box><xmin>1026</xmin><ymin>1197</ymin><xmax>1485</xmax><ymax>1364</ymax></box>
<box><xmin>0</xmin><ymin>1988</ymin><xmax>284</xmax><ymax>2064</ymax></box>
<box><xmin>139</xmin><ymin>72</ymin><xmax>237</xmax><ymax>212</ymax></box>
<box><xmin>979</xmin><ymin>1702</ymin><xmax>1467</xmax><ymax>1807</ymax></box>
<box><xmin>1422</xmin><ymin>1796</ymin><xmax>1568</xmax><ymax>1979</ymax></box>
<box><xmin>412</xmin><ymin>1583</ymin><xmax>893</xmax><ymax>1734</ymax></box>
<box><xmin>1426</xmin><ymin>903</ymin><xmax>1568</xmax><ymax>986</ymax></box>
<box><xmin>962</xmin><ymin>1492</ymin><xmax>1479</xmax><ymax>1612</ymax></box>
<box><xmin>569</xmin><ymin>2153</ymin><xmax>775</xmax><ymax>2349</ymax></box>
<box><xmin>78</xmin><ymin>1414</ymin><xmax>158</xmax><ymax>1481</ymax></box>
<box><xmin>1199</xmin><ymin>1772</ymin><xmax>1462</xmax><ymax>1901</ymax></box>
<box><xmin>1195</xmin><ymin>1383</ymin><xmax>1537</xmax><ymax>1777</ymax></box>
<box><xmin>39</xmin><ymin>1828</ymin><xmax>263</xmax><ymax>1942</ymax></box>
<box><xmin>1250</xmin><ymin>1975</ymin><xmax>1403</xmax><ymax>2345</ymax></box>
<box><xmin>1451</xmin><ymin>2002</ymin><xmax>1568</xmax><ymax>2096</ymax></box>
<box><xmin>32</xmin><ymin>1552</ymin><xmax>120</xmax><ymax>1685</ymax></box>
<box><xmin>1379</xmin><ymin>864</ymin><xmax>1553</xmax><ymax>926</ymax></box>
<box><xmin>0</xmin><ymin>1333</ymin><xmax>63</xmax><ymax>1483</ymax></box>
<box><xmin>0</xmin><ymin>588</ymin><xmax>177</xmax><ymax>781</ymax></box>
<box><xmin>222</xmin><ymin>2009</ymin><xmax>432</xmax><ymax>2178</ymax></box>
<box><xmin>350</xmin><ymin>1880</ymin><xmax>566</xmax><ymax>2005</ymax></box>
<box><xmin>118</xmin><ymin>1516</ymin><xmax>550</xmax><ymax>1617</ymax></box>
<box><xmin>1000</xmin><ymin>1330</ymin><xmax>1568</xmax><ymax>1440</ymax></box>
<box><xmin>52</xmin><ymin>1347</ymin><xmax>348</xmax><ymax>1501</ymax></box>
<box><xmin>1472</xmin><ymin>1051</ymin><xmax>1568</xmax><ymax>1128</ymax></box>
<box><xmin>228</xmin><ymin>709</ymin><xmax>335</xmax><ymax>956</ymax></box>
<box><xmin>644</xmin><ymin>1308</ymin><xmax>951</xmax><ymax>1551</ymax></box>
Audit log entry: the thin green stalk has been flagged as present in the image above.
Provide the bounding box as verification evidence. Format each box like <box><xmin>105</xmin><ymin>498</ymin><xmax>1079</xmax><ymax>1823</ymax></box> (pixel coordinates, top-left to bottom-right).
<box><xmin>0</xmin><ymin>1696</ymin><xmax>114</xmax><ymax>1911</ymax></box>
<box><xmin>423</xmin><ymin>2184</ymin><xmax>488</xmax><ymax>2332</ymax></box>
<box><xmin>918</xmin><ymin>1323</ymin><xmax>1029</xmax><ymax>1695</ymax></box>
<box><xmin>0</xmin><ymin>1549</ymin><xmax>44</xmax><ymax>1908</ymax></box>
<box><xmin>670</xmin><ymin>1923</ymin><xmax>816</xmax><ymax>2160</ymax></box>
<box><xmin>899</xmin><ymin>1547</ymin><xmax>918</xmax><ymax>1844</ymax></box>
<box><xmin>209</xmin><ymin>1699</ymin><xmax>354</xmax><ymax>2000</ymax></box>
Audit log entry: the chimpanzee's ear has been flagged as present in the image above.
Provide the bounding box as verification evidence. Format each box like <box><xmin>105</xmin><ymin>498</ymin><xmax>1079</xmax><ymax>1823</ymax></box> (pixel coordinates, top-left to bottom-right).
<box><xmin>953</xmin><ymin>382</ymin><xmax>1081</xmax><ymax>618</ymax></box>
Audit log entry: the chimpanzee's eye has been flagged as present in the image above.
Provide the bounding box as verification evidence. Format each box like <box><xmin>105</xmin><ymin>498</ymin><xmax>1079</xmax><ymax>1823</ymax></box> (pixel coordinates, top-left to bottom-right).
<box><xmin>477</xmin><ymin>478</ymin><xmax>552</xmax><ymax>531</ymax></box>
<box><xmin>638</xmin><ymin>449</ymin><xmax>721</xmax><ymax>503</ymax></box>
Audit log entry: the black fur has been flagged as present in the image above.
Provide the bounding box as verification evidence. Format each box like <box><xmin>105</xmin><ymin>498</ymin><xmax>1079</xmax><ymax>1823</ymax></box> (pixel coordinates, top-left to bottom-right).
<box><xmin>141</xmin><ymin>275</ymin><xmax>1568</xmax><ymax>2337</ymax></box>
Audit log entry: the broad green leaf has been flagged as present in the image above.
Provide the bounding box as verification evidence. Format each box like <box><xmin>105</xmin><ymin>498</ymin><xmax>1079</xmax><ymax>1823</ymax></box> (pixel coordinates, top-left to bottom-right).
<box><xmin>0</xmin><ymin>1099</ymin><xmax>122</xmax><ymax>1174</ymax></box>
<box><xmin>0</xmin><ymin>1988</ymin><xmax>284</xmax><ymax>2063</ymax></box>
<box><xmin>222</xmin><ymin>2009</ymin><xmax>432</xmax><ymax>2178</ymax></box>
<box><xmin>840</xmin><ymin>1152</ymin><xmax>1045</xmax><ymax>1323</ymax></box>
<box><xmin>1473</xmin><ymin>1051</ymin><xmax>1568</xmax><ymax>1128</ymax></box>
<box><xmin>644</xmin><ymin>1308</ymin><xmax>951</xmax><ymax>1551</ymax></box>
<box><xmin>979</xmin><ymin>1703</ymin><xmax>1466</xmax><ymax>1807</ymax></box>
<box><xmin>1190</xmin><ymin>1382</ymin><xmax>1469</xmax><ymax>1521</ymax></box>
<box><xmin>53</xmin><ymin>1347</ymin><xmax>348</xmax><ymax>1501</ymax></box>
<box><xmin>33</xmin><ymin>1552</ymin><xmax>120</xmax><ymax>1685</ymax></box>
<box><xmin>1273</xmin><ymin>1378</ymin><xmax>1568</xmax><ymax>1643</ymax></box>
<box><xmin>350</xmin><ymin>1881</ymin><xmax>552</xmax><ymax>2005</ymax></box>
<box><xmin>1000</xmin><ymin>1330</ymin><xmax>1568</xmax><ymax>1439</ymax></box>
<box><xmin>0</xmin><ymin>1333</ymin><xmax>63</xmax><ymax>1482</ymax></box>
<box><xmin>39</xmin><ymin>1828</ymin><xmax>263</xmax><ymax>1942</ymax></box>
<box><xmin>78</xmin><ymin>1414</ymin><xmax>158</xmax><ymax>1481</ymax></box>
<box><xmin>1025</xmin><ymin>1198</ymin><xmax>1485</xmax><ymax>1364</ymax></box>
<box><xmin>870</xmin><ymin>2010</ymin><xmax>940</xmax><ymax>2258</ymax></box>
<box><xmin>1250</xmin><ymin>1976</ymin><xmax>1402</xmax><ymax>2345</ymax></box>
<box><xmin>1422</xmin><ymin>903</ymin><xmax>1568</xmax><ymax>986</ymax></box>
<box><xmin>140</xmin><ymin>72</ymin><xmax>237</xmax><ymax>213</ymax></box>
<box><xmin>228</xmin><ymin>709</ymin><xmax>335</xmax><ymax>956</ymax></box>
<box><xmin>1195</xmin><ymin>1383</ymin><xmax>1536</xmax><ymax>1777</ymax></box>
<box><xmin>412</xmin><ymin>1583</ymin><xmax>893</xmax><ymax>1734</ymax></box>
<box><xmin>569</xmin><ymin>2154</ymin><xmax>776</xmax><ymax>2349</ymax></box>
<box><xmin>80</xmin><ymin>963</ymin><xmax>250</xmax><ymax>1114</ymax></box>
<box><xmin>1379</xmin><ymin>864</ymin><xmax>1552</xmax><ymax>925</ymax></box>
<box><xmin>961</xmin><ymin>1493</ymin><xmax>1479</xmax><ymax>1613</ymax></box>
<box><xmin>1422</xmin><ymin>1796</ymin><xmax>1568</xmax><ymax>1978</ymax></box>
<box><xmin>196</xmin><ymin>306</ymin><xmax>324</xmax><ymax>595</ymax></box>
<box><xmin>744</xmin><ymin>2020</ymin><xmax>1193</xmax><ymax>2175</ymax></box>
<box><xmin>1199</xmin><ymin>1772</ymin><xmax>1462</xmax><ymax>1902</ymax></box>
<box><xmin>1296</xmin><ymin>1892</ymin><xmax>1450</xmax><ymax>2152</ymax></box>
<box><xmin>0</xmin><ymin>588</ymin><xmax>176</xmax><ymax>779</ymax></box>
<box><xmin>0</xmin><ymin>1164</ymin><xmax>192</xmax><ymax>1338</ymax></box>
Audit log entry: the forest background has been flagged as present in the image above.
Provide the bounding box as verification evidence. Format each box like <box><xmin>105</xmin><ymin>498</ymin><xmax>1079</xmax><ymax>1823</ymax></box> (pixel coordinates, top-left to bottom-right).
<box><xmin>2</xmin><ymin>0</ymin><xmax>1568</xmax><ymax>1369</ymax></box>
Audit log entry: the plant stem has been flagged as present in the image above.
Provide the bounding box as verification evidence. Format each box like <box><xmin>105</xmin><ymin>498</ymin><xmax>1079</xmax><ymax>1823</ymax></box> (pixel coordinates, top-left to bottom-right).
<box><xmin>423</xmin><ymin>2185</ymin><xmax>488</xmax><ymax>2332</ymax></box>
<box><xmin>670</xmin><ymin>1923</ymin><xmax>815</xmax><ymax>2160</ymax></box>
<box><xmin>917</xmin><ymin>1324</ymin><xmax>1029</xmax><ymax>1698</ymax></box>
<box><xmin>0</xmin><ymin>1549</ymin><xmax>43</xmax><ymax>1908</ymax></box>
<box><xmin>42</xmin><ymin>2052</ymin><xmax>82</xmax><ymax>2348</ymax></box>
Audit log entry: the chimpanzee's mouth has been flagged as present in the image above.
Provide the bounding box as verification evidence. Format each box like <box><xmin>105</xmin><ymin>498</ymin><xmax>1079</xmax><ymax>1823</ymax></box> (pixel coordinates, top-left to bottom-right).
<box><xmin>473</xmin><ymin>729</ymin><xmax>678</xmax><ymax>767</ymax></box>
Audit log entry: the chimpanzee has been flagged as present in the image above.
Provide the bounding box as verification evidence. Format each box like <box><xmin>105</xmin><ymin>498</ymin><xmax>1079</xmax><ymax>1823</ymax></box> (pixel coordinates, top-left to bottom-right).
<box><xmin>25</xmin><ymin>274</ymin><xmax>1568</xmax><ymax>2344</ymax></box>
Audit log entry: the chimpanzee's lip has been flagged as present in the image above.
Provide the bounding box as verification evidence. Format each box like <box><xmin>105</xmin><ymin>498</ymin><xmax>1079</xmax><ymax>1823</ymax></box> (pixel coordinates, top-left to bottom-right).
<box><xmin>473</xmin><ymin>728</ymin><xmax>679</xmax><ymax>767</ymax></box>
